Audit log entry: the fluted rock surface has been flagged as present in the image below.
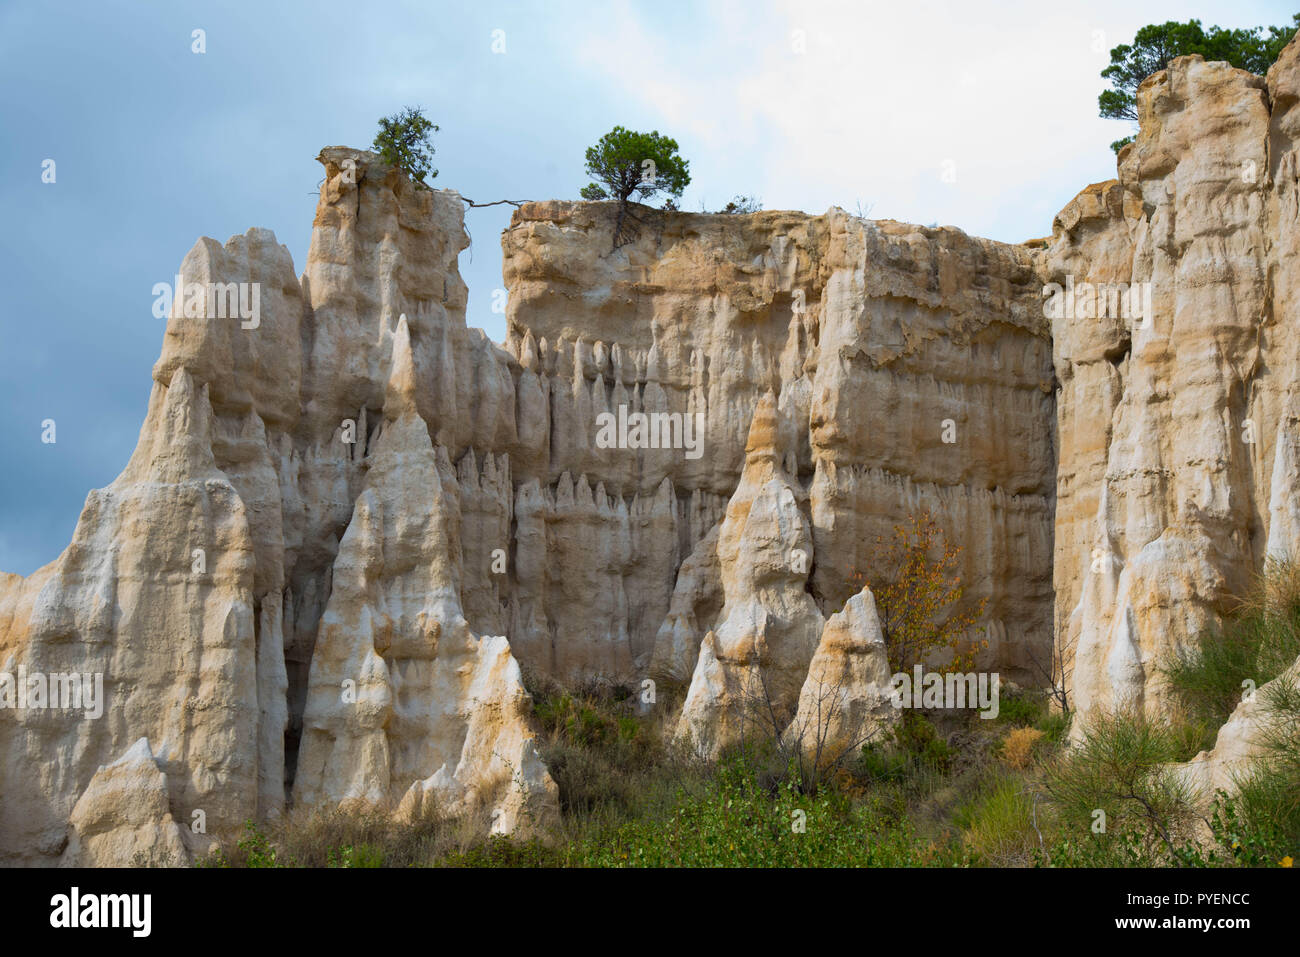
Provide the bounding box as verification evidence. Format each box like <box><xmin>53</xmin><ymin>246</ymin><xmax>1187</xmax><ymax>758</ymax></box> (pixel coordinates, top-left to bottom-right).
<box><xmin>1044</xmin><ymin>38</ymin><xmax>1300</xmax><ymax>733</ymax></box>
<box><xmin>0</xmin><ymin>137</ymin><xmax>1063</xmax><ymax>862</ymax></box>
<box><xmin>0</xmin><ymin>369</ymin><xmax>262</xmax><ymax>865</ymax></box>
<box><xmin>0</xmin><ymin>148</ymin><xmax>557</xmax><ymax>863</ymax></box>
<box><xmin>293</xmin><ymin>321</ymin><xmax>558</xmax><ymax>831</ymax></box>
<box><xmin>674</xmin><ymin>394</ymin><xmax>824</xmax><ymax>757</ymax></box>
<box><xmin>504</xmin><ymin>201</ymin><xmax>1056</xmax><ymax>689</ymax></box>
<box><xmin>60</xmin><ymin>738</ymin><xmax>190</xmax><ymax>867</ymax></box>
<box><xmin>16</xmin><ymin>33</ymin><xmax>1299</xmax><ymax>861</ymax></box>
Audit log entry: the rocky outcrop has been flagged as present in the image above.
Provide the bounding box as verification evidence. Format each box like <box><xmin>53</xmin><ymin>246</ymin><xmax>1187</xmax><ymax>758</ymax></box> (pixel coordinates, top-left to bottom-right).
<box><xmin>1045</xmin><ymin>38</ymin><xmax>1300</xmax><ymax>733</ymax></box>
<box><xmin>293</xmin><ymin>320</ymin><xmax>558</xmax><ymax>832</ymax></box>
<box><xmin>0</xmin><ymin>149</ymin><xmax>558</xmax><ymax>864</ymax></box>
<box><xmin>1172</xmin><ymin>662</ymin><xmax>1299</xmax><ymax>802</ymax></box>
<box><xmin>60</xmin><ymin>738</ymin><xmax>190</xmax><ymax>867</ymax></box>
<box><xmin>504</xmin><ymin>201</ymin><xmax>1055</xmax><ymax>689</ymax></box>
<box><xmin>673</xmin><ymin>394</ymin><xmax>825</xmax><ymax>757</ymax></box>
<box><xmin>8</xmin><ymin>36</ymin><xmax>1299</xmax><ymax>865</ymax></box>
<box><xmin>784</xmin><ymin>587</ymin><xmax>896</xmax><ymax>758</ymax></box>
<box><xmin>671</xmin><ymin>393</ymin><xmax>900</xmax><ymax>759</ymax></box>
<box><xmin>0</xmin><ymin>136</ymin><xmax>1061</xmax><ymax>862</ymax></box>
<box><xmin>0</xmin><ymin>368</ymin><xmax>261</xmax><ymax>865</ymax></box>
<box><xmin>803</xmin><ymin>218</ymin><xmax>1053</xmax><ymax>680</ymax></box>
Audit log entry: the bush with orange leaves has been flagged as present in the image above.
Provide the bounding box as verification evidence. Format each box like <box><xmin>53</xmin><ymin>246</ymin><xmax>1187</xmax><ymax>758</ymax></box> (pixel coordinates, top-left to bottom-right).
<box><xmin>846</xmin><ymin>512</ymin><xmax>988</xmax><ymax>673</ymax></box>
<box><xmin>999</xmin><ymin>726</ymin><xmax>1046</xmax><ymax>770</ymax></box>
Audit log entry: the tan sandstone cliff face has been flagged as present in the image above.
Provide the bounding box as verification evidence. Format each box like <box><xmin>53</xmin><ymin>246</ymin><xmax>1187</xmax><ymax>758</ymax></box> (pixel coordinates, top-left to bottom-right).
<box><xmin>502</xmin><ymin>200</ymin><xmax>1056</xmax><ymax>695</ymax></box>
<box><xmin>0</xmin><ymin>149</ymin><xmax>1056</xmax><ymax>861</ymax></box>
<box><xmin>0</xmin><ymin>368</ymin><xmax>264</xmax><ymax>864</ymax></box>
<box><xmin>292</xmin><ymin>320</ymin><xmax>558</xmax><ymax>832</ymax></box>
<box><xmin>11</xmin><ymin>34</ymin><xmax>1297</xmax><ymax>863</ymax></box>
<box><xmin>1045</xmin><ymin>37</ymin><xmax>1300</xmax><ymax>734</ymax></box>
<box><xmin>0</xmin><ymin>149</ymin><xmax>557</xmax><ymax>864</ymax></box>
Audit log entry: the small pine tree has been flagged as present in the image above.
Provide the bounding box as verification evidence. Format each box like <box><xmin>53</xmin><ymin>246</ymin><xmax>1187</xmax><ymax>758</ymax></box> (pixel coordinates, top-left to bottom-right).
<box><xmin>580</xmin><ymin>126</ymin><xmax>690</xmax><ymax>207</ymax></box>
<box><xmin>1100</xmin><ymin>17</ymin><xmax>1299</xmax><ymax>152</ymax></box>
<box><xmin>373</xmin><ymin>107</ymin><xmax>439</xmax><ymax>186</ymax></box>
<box><xmin>580</xmin><ymin>126</ymin><xmax>690</xmax><ymax>248</ymax></box>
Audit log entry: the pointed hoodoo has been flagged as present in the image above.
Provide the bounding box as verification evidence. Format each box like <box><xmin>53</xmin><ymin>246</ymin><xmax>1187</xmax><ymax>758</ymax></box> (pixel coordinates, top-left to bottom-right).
<box><xmin>520</xmin><ymin>329</ymin><xmax>539</xmax><ymax>371</ymax></box>
<box><xmin>744</xmin><ymin>390</ymin><xmax>782</xmax><ymax>468</ymax></box>
<box><xmin>120</xmin><ymin>367</ymin><xmax>219</xmax><ymax>486</ymax></box>
<box><xmin>383</xmin><ymin>314</ymin><xmax>420</xmax><ymax>421</ymax></box>
<box><xmin>784</xmin><ymin>586</ymin><xmax>897</xmax><ymax>757</ymax></box>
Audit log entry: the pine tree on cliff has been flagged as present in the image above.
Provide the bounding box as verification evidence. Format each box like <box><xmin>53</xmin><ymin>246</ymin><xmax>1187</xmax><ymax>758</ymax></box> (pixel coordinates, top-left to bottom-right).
<box><xmin>580</xmin><ymin>126</ymin><xmax>690</xmax><ymax>248</ymax></box>
<box><xmin>373</xmin><ymin>106</ymin><xmax>439</xmax><ymax>186</ymax></box>
<box><xmin>1101</xmin><ymin>16</ymin><xmax>1299</xmax><ymax>153</ymax></box>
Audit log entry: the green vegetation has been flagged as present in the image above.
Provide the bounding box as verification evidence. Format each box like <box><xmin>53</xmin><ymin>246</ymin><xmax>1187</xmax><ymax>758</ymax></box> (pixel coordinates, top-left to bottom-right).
<box><xmin>197</xmin><ymin>693</ymin><xmax>1023</xmax><ymax>868</ymax></box>
<box><xmin>580</xmin><ymin>126</ymin><xmax>690</xmax><ymax>247</ymax></box>
<box><xmin>1165</xmin><ymin>557</ymin><xmax>1300</xmax><ymax>730</ymax></box>
<box><xmin>373</xmin><ymin>106</ymin><xmax>439</xmax><ymax>186</ymax></box>
<box><xmin>955</xmin><ymin>775</ymin><xmax>1038</xmax><ymax>865</ymax></box>
<box><xmin>1101</xmin><ymin>17</ymin><xmax>1300</xmax><ymax>152</ymax></box>
<box><xmin>1041</xmin><ymin>713</ymin><xmax>1200</xmax><ymax>859</ymax></box>
<box><xmin>199</xmin><ymin>564</ymin><xmax>1300</xmax><ymax>869</ymax></box>
<box><xmin>580</xmin><ymin>126</ymin><xmax>690</xmax><ymax>207</ymax></box>
<box><xmin>1160</xmin><ymin>558</ymin><xmax>1300</xmax><ymax>866</ymax></box>
<box><xmin>719</xmin><ymin>195</ymin><xmax>761</xmax><ymax>214</ymax></box>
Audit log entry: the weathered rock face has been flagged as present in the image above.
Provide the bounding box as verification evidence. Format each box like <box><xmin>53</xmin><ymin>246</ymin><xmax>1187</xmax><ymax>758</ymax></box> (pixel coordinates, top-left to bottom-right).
<box><xmin>0</xmin><ymin>145</ymin><xmax>1057</xmax><ymax>860</ymax></box>
<box><xmin>785</xmin><ymin>587</ymin><xmax>896</xmax><ymax>759</ymax></box>
<box><xmin>670</xmin><ymin>390</ymin><xmax>898</xmax><ymax>758</ymax></box>
<box><xmin>1041</xmin><ymin>180</ymin><xmax>1142</xmax><ymax>675</ymax></box>
<box><xmin>293</xmin><ymin>320</ymin><xmax>558</xmax><ymax>832</ymax></box>
<box><xmin>673</xmin><ymin>393</ymin><xmax>825</xmax><ymax>757</ymax></box>
<box><xmin>803</xmin><ymin>218</ymin><xmax>1054</xmax><ymax>680</ymax></box>
<box><xmin>1045</xmin><ymin>39</ymin><xmax>1300</xmax><ymax>732</ymax></box>
<box><xmin>499</xmin><ymin>200</ymin><xmax>1056</xmax><ymax>753</ymax></box>
<box><xmin>0</xmin><ymin>149</ymin><xmax>558</xmax><ymax>864</ymax></box>
<box><xmin>10</xmin><ymin>38</ymin><xmax>1297</xmax><ymax>864</ymax></box>
<box><xmin>0</xmin><ymin>368</ymin><xmax>262</xmax><ymax>865</ymax></box>
<box><xmin>1172</xmin><ymin>661</ymin><xmax>1299</xmax><ymax>804</ymax></box>
<box><xmin>502</xmin><ymin>201</ymin><xmax>1056</xmax><ymax>689</ymax></box>
<box><xmin>60</xmin><ymin>738</ymin><xmax>190</xmax><ymax>868</ymax></box>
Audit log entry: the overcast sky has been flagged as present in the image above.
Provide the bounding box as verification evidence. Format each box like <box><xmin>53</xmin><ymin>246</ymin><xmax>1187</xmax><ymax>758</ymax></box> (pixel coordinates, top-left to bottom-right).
<box><xmin>1</xmin><ymin>0</ymin><xmax>1295</xmax><ymax>576</ymax></box>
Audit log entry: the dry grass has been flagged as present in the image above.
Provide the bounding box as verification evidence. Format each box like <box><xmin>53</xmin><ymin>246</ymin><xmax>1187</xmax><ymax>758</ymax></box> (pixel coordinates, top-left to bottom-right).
<box><xmin>1000</xmin><ymin>727</ymin><xmax>1046</xmax><ymax>770</ymax></box>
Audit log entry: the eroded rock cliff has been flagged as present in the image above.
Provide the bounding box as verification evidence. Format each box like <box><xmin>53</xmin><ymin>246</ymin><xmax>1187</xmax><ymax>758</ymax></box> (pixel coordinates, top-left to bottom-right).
<box><xmin>501</xmin><ymin>199</ymin><xmax>1055</xmax><ymax>692</ymax></box>
<box><xmin>0</xmin><ymin>148</ymin><xmax>555</xmax><ymax>864</ymax></box>
<box><xmin>1045</xmin><ymin>38</ymin><xmax>1300</xmax><ymax>735</ymax></box>
<box><xmin>0</xmin><ymin>147</ymin><xmax>1054</xmax><ymax>861</ymax></box>
<box><xmin>4</xmin><ymin>35</ymin><xmax>1298</xmax><ymax>864</ymax></box>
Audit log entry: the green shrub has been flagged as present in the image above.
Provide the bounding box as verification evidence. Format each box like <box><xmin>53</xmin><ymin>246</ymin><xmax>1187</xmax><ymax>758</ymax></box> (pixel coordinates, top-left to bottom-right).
<box><xmin>440</xmin><ymin>836</ymin><xmax>564</xmax><ymax>868</ymax></box>
<box><xmin>958</xmin><ymin>776</ymin><xmax>1040</xmax><ymax>866</ymax></box>
<box><xmin>1035</xmin><ymin>711</ymin><xmax>1071</xmax><ymax>745</ymax></box>
<box><xmin>561</xmin><ymin>754</ymin><xmax>969</xmax><ymax>867</ymax></box>
<box><xmin>1212</xmin><ymin>676</ymin><xmax>1300</xmax><ymax>865</ymax></box>
<box><xmin>994</xmin><ymin>690</ymin><xmax>1047</xmax><ymax>727</ymax></box>
<box><xmin>1041</xmin><ymin>713</ymin><xmax>1200</xmax><ymax>862</ymax></box>
<box><xmin>198</xmin><ymin>821</ymin><xmax>284</xmax><ymax>868</ymax></box>
<box><xmin>530</xmin><ymin>683</ymin><xmax>703</xmax><ymax>828</ymax></box>
<box><xmin>852</xmin><ymin>713</ymin><xmax>954</xmax><ymax>791</ymax></box>
<box><xmin>893</xmin><ymin>712</ymin><xmax>954</xmax><ymax>771</ymax></box>
<box><xmin>197</xmin><ymin>804</ymin><xmax>464</xmax><ymax>868</ymax></box>
<box><xmin>1039</xmin><ymin>828</ymin><xmax>1174</xmax><ymax>867</ymax></box>
<box><xmin>1165</xmin><ymin>557</ymin><xmax>1300</xmax><ymax>729</ymax></box>
<box><xmin>328</xmin><ymin>844</ymin><xmax>385</xmax><ymax>868</ymax></box>
<box><xmin>372</xmin><ymin>107</ymin><xmax>439</xmax><ymax>186</ymax></box>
